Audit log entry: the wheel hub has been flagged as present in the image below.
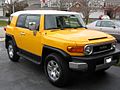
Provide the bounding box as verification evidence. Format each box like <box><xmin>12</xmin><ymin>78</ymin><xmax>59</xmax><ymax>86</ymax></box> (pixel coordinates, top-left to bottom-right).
<box><xmin>8</xmin><ymin>45</ymin><xmax>14</xmax><ymax>58</ymax></box>
<box><xmin>47</xmin><ymin>60</ymin><xmax>60</xmax><ymax>81</ymax></box>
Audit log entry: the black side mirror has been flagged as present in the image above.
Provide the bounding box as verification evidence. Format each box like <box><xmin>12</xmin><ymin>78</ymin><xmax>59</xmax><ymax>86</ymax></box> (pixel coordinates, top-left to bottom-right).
<box><xmin>113</xmin><ymin>26</ymin><xmax>116</xmax><ymax>29</ymax></box>
<box><xmin>28</xmin><ymin>22</ymin><xmax>37</xmax><ymax>30</ymax></box>
<box><xmin>112</xmin><ymin>25</ymin><xmax>116</xmax><ymax>29</ymax></box>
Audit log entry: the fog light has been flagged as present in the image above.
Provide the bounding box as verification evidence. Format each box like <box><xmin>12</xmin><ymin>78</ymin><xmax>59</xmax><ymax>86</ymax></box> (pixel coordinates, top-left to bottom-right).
<box><xmin>111</xmin><ymin>43</ymin><xmax>116</xmax><ymax>49</ymax></box>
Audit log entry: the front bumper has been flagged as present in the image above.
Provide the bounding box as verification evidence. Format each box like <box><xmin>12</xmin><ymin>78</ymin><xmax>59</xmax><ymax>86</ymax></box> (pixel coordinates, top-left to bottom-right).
<box><xmin>69</xmin><ymin>49</ymin><xmax>120</xmax><ymax>71</ymax></box>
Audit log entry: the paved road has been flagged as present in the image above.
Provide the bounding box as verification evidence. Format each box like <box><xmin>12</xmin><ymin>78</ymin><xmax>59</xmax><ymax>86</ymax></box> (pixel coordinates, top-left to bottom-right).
<box><xmin>0</xmin><ymin>42</ymin><xmax>120</xmax><ymax>90</ymax></box>
<box><xmin>0</xmin><ymin>27</ymin><xmax>5</xmax><ymax>38</ymax></box>
<box><xmin>0</xmin><ymin>27</ymin><xmax>5</xmax><ymax>42</ymax></box>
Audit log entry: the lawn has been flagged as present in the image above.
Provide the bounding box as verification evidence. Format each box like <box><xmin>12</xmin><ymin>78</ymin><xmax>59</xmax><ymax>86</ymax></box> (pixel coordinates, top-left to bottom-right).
<box><xmin>0</xmin><ymin>20</ymin><xmax>7</xmax><ymax>26</ymax></box>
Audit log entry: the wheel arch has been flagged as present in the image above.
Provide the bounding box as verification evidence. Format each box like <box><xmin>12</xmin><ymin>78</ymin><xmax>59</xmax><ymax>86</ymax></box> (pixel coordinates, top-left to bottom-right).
<box><xmin>5</xmin><ymin>34</ymin><xmax>17</xmax><ymax>49</ymax></box>
<box><xmin>41</xmin><ymin>45</ymin><xmax>71</xmax><ymax>64</ymax></box>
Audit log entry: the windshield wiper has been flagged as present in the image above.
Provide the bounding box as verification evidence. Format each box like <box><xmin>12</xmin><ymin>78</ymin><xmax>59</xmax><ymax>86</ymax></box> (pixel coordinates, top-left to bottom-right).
<box><xmin>46</xmin><ymin>27</ymin><xmax>59</xmax><ymax>30</ymax></box>
<box><xmin>64</xmin><ymin>26</ymin><xmax>86</xmax><ymax>29</ymax></box>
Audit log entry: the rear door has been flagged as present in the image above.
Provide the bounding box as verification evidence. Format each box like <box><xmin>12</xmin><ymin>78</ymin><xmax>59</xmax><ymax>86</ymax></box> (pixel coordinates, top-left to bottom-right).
<box><xmin>100</xmin><ymin>21</ymin><xmax>116</xmax><ymax>34</ymax></box>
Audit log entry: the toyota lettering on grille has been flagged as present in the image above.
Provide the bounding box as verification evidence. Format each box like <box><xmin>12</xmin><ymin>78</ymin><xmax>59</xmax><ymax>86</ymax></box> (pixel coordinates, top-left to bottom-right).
<box><xmin>99</xmin><ymin>46</ymin><xmax>108</xmax><ymax>50</ymax></box>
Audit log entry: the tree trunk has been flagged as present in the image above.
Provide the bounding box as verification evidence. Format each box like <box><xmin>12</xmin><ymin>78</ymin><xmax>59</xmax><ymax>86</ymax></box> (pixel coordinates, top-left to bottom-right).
<box><xmin>85</xmin><ymin>15</ymin><xmax>89</xmax><ymax>24</ymax></box>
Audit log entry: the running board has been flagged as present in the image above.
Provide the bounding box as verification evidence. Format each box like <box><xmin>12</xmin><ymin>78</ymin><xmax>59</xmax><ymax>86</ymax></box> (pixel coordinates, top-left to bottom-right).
<box><xmin>17</xmin><ymin>52</ymin><xmax>41</xmax><ymax>64</ymax></box>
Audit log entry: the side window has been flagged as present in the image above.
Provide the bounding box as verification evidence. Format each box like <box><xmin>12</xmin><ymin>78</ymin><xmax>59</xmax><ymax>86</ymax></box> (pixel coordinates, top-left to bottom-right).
<box><xmin>16</xmin><ymin>15</ymin><xmax>26</xmax><ymax>28</ymax></box>
<box><xmin>101</xmin><ymin>21</ymin><xmax>114</xmax><ymax>27</ymax></box>
<box><xmin>25</xmin><ymin>15</ymin><xmax>40</xmax><ymax>30</ymax></box>
<box><xmin>96</xmin><ymin>21</ymin><xmax>101</xmax><ymax>27</ymax></box>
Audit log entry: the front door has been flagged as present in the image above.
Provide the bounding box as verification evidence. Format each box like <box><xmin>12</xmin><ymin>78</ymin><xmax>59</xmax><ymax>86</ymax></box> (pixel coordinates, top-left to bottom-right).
<box><xmin>20</xmin><ymin>15</ymin><xmax>42</xmax><ymax>56</ymax></box>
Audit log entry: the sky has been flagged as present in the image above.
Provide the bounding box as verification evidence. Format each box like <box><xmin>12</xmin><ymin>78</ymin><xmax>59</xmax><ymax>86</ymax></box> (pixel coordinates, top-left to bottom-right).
<box><xmin>5</xmin><ymin>0</ymin><xmax>22</xmax><ymax>3</ymax></box>
<box><xmin>5</xmin><ymin>0</ymin><xmax>11</xmax><ymax>3</ymax></box>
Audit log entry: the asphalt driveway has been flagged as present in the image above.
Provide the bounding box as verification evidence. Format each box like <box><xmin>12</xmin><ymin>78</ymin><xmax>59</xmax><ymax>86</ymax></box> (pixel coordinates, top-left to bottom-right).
<box><xmin>0</xmin><ymin>27</ymin><xmax>5</xmax><ymax>38</ymax></box>
<box><xmin>0</xmin><ymin>41</ymin><xmax>120</xmax><ymax>90</ymax></box>
<box><xmin>0</xmin><ymin>27</ymin><xmax>120</xmax><ymax>90</ymax></box>
<box><xmin>0</xmin><ymin>27</ymin><xmax>5</xmax><ymax>42</ymax></box>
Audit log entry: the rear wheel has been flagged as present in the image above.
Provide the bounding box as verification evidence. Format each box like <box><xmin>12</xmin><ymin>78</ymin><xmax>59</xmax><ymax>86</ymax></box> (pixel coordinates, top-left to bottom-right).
<box><xmin>44</xmin><ymin>53</ymin><xmax>70</xmax><ymax>87</ymax></box>
<box><xmin>7</xmin><ymin>40</ymin><xmax>20</xmax><ymax>62</ymax></box>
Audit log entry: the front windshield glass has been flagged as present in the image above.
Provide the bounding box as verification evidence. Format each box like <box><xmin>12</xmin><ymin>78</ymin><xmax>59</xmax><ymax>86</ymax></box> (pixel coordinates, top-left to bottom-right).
<box><xmin>114</xmin><ymin>20</ymin><xmax>120</xmax><ymax>27</ymax></box>
<box><xmin>44</xmin><ymin>14</ymin><xmax>85</xmax><ymax>30</ymax></box>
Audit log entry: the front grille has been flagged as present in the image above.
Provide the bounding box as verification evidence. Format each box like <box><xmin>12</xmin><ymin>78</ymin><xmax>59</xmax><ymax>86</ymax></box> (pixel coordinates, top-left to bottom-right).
<box><xmin>93</xmin><ymin>43</ymin><xmax>112</xmax><ymax>54</ymax></box>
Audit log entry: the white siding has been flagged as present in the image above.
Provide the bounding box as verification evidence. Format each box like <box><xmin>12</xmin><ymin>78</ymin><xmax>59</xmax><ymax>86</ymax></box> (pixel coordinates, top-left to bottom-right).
<box><xmin>0</xmin><ymin>0</ymin><xmax>3</xmax><ymax>16</ymax></box>
<box><xmin>26</xmin><ymin>0</ymin><xmax>40</xmax><ymax>6</ymax></box>
<box><xmin>0</xmin><ymin>8</ymin><xmax>3</xmax><ymax>16</ymax></box>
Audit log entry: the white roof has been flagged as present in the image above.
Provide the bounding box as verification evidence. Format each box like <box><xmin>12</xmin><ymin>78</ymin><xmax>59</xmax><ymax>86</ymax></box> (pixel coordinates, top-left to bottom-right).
<box><xmin>11</xmin><ymin>10</ymin><xmax>79</xmax><ymax>16</ymax></box>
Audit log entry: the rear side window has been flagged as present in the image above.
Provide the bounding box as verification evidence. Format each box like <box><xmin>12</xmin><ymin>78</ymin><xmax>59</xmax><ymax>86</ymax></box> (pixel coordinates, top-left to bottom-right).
<box><xmin>101</xmin><ymin>21</ymin><xmax>114</xmax><ymax>27</ymax></box>
<box><xmin>96</xmin><ymin>21</ymin><xmax>101</xmax><ymax>27</ymax></box>
<box><xmin>16</xmin><ymin>15</ymin><xmax>26</xmax><ymax>28</ymax></box>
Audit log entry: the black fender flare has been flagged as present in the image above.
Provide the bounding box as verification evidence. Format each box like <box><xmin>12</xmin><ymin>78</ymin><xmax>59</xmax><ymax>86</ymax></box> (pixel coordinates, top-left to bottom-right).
<box><xmin>42</xmin><ymin>45</ymin><xmax>72</xmax><ymax>62</ymax></box>
<box><xmin>5</xmin><ymin>34</ymin><xmax>17</xmax><ymax>48</ymax></box>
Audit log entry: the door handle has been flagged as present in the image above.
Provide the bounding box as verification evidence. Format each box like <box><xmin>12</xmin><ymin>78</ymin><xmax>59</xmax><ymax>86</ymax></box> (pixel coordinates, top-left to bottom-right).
<box><xmin>20</xmin><ymin>32</ymin><xmax>25</xmax><ymax>35</ymax></box>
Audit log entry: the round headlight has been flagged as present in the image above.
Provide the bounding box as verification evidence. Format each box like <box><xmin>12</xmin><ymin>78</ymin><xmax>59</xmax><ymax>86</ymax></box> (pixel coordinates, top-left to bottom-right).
<box><xmin>111</xmin><ymin>43</ymin><xmax>116</xmax><ymax>49</ymax></box>
<box><xmin>84</xmin><ymin>45</ymin><xmax>93</xmax><ymax>55</ymax></box>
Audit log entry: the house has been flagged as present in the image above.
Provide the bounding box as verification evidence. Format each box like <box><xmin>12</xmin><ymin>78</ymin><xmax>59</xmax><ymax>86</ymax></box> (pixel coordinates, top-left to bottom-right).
<box><xmin>69</xmin><ymin>1</ymin><xmax>104</xmax><ymax>19</ymax></box>
<box><xmin>25</xmin><ymin>0</ymin><xmax>40</xmax><ymax>6</ymax></box>
<box><xmin>24</xmin><ymin>0</ymin><xmax>42</xmax><ymax>10</ymax></box>
<box><xmin>24</xmin><ymin>4</ymin><xmax>41</xmax><ymax>10</ymax></box>
<box><xmin>46</xmin><ymin>0</ymin><xmax>73</xmax><ymax>10</ymax></box>
<box><xmin>104</xmin><ymin>0</ymin><xmax>120</xmax><ymax>19</ymax></box>
<box><xmin>0</xmin><ymin>0</ymin><xmax>4</xmax><ymax>16</ymax></box>
<box><xmin>24</xmin><ymin>0</ymin><xmax>60</xmax><ymax>10</ymax></box>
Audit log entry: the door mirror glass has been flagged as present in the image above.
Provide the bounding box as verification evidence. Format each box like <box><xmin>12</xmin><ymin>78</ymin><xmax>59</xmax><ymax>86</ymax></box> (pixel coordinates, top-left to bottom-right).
<box><xmin>28</xmin><ymin>22</ymin><xmax>37</xmax><ymax>30</ymax></box>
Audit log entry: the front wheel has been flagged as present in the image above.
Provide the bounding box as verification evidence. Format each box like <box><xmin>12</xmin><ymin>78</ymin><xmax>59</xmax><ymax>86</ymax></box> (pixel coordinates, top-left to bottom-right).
<box><xmin>44</xmin><ymin>53</ymin><xmax>70</xmax><ymax>87</ymax></box>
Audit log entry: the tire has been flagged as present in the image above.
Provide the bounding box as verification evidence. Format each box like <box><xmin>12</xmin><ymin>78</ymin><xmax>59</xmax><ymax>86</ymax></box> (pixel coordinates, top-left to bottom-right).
<box><xmin>44</xmin><ymin>53</ymin><xmax>70</xmax><ymax>87</ymax></box>
<box><xmin>7</xmin><ymin>40</ymin><xmax>20</xmax><ymax>62</ymax></box>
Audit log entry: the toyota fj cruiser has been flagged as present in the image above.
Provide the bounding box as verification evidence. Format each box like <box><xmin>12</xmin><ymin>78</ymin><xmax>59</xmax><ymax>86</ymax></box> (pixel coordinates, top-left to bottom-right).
<box><xmin>5</xmin><ymin>10</ymin><xmax>120</xmax><ymax>86</ymax></box>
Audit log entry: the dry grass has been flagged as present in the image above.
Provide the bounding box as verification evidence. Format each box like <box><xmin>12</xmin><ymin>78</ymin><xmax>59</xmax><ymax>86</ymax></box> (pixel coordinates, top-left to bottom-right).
<box><xmin>0</xmin><ymin>20</ymin><xmax>7</xmax><ymax>26</ymax></box>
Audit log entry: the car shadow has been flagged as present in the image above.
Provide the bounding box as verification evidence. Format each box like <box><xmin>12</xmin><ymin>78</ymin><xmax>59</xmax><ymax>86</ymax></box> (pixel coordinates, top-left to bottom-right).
<box><xmin>17</xmin><ymin>57</ymin><xmax>112</xmax><ymax>89</ymax></box>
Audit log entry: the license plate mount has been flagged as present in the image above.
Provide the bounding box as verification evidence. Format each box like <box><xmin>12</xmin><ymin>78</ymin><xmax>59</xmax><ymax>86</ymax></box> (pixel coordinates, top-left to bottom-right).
<box><xmin>104</xmin><ymin>56</ymin><xmax>112</xmax><ymax>64</ymax></box>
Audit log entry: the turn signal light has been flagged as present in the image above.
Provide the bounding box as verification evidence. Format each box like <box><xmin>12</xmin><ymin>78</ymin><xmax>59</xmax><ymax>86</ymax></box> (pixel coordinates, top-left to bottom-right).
<box><xmin>4</xmin><ymin>27</ymin><xmax>6</xmax><ymax>31</ymax></box>
<box><xmin>67</xmin><ymin>46</ymin><xmax>84</xmax><ymax>53</ymax></box>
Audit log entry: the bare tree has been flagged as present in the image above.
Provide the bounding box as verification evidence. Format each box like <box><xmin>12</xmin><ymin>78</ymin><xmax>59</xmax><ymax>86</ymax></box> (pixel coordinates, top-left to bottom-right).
<box><xmin>4</xmin><ymin>0</ymin><xmax>28</xmax><ymax>17</ymax></box>
<box><xmin>56</xmin><ymin>0</ymin><xmax>104</xmax><ymax>24</ymax></box>
<box><xmin>77</xmin><ymin>0</ymin><xmax>105</xmax><ymax>24</ymax></box>
<box><xmin>104</xmin><ymin>4</ymin><xmax>120</xmax><ymax>19</ymax></box>
<box><xmin>4</xmin><ymin>0</ymin><xmax>13</xmax><ymax>16</ymax></box>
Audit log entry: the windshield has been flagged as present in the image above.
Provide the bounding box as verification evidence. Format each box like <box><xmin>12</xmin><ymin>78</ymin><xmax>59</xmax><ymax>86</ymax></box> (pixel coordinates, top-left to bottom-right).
<box><xmin>114</xmin><ymin>20</ymin><xmax>120</xmax><ymax>27</ymax></box>
<box><xmin>44</xmin><ymin>14</ymin><xmax>85</xmax><ymax>30</ymax></box>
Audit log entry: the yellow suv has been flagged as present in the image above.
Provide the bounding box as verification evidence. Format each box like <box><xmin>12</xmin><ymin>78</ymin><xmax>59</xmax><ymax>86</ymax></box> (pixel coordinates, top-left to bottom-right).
<box><xmin>5</xmin><ymin>10</ymin><xmax>120</xmax><ymax>86</ymax></box>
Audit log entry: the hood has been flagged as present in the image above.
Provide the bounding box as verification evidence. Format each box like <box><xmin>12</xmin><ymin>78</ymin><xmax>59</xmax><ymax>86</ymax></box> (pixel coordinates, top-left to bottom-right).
<box><xmin>46</xmin><ymin>29</ymin><xmax>115</xmax><ymax>42</ymax></box>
